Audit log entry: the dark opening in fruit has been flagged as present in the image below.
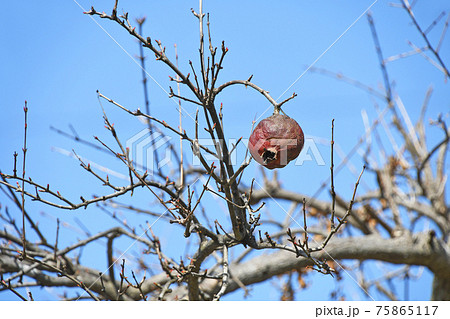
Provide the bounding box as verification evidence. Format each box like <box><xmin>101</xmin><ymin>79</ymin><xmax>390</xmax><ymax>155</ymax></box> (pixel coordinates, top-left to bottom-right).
<box><xmin>248</xmin><ymin>113</ymin><xmax>304</xmax><ymax>169</ymax></box>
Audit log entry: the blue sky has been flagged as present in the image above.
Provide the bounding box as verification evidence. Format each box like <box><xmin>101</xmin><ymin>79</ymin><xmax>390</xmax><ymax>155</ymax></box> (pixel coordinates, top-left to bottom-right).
<box><xmin>1</xmin><ymin>1</ymin><xmax>449</xmax><ymax>301</ymax></box>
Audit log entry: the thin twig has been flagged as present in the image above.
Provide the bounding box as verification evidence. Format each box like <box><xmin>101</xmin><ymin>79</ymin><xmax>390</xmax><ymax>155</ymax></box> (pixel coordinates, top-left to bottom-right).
<box><xmin>407</xmin><ymin>41</ymin><xmax>447</xmax><ymax>75</ymax></box>
<box><xmin>85</xmin><ymin>6</ymin><xmax>201</xmax><ymax>100</ymax></box>
<box><xmin>131</xmin><ymin>271</ymin><xmax>147</xmax><ymax>301</ymax></box>
<box><xmin>0</xmin><ymin>173</ymin><xmax>47</xmax><ymax>244</ymax></box>
<box><xmin>367</xmin><ymin>13</ymin><xmax>393</xmax><ymax>105</ymax></box>
<box><xmin>0</xmin><ymin>279</ymin><xmax>27</xmax><ymax>301</ymax></box>
<box><xmin>175</xmin><ymin>44</ymin><xmax>184</xmax><ymax>188</ymax></box>
<box><xmin>401</xmin><ymin>0</ymin><xmax>449</xmax><ymax>77</ymax></box>
<box><xmin>330</xmin><ymin>119</ymin><xmax>336</xmax><ymax>229</ymax></box>
<box><xmin>54</xmin><ymin>218</ymin><xmax>60</xmax><ymax>261</ymax></box>
<box><xmin>309</xmin><ymin>66</ymin><xmax>385</xmax><ymax>99</ymax></box>
<box><xmin>97</xmin><ymin>91</ymin><xmax>217</xmax><ymax>158</ymax></box>
<box><xmin>424</xmin><ymin>11</ymin><xmax>446</xmax><ymax>34</ymax></box>
<box><xmin>215</xmin><ymin>80</ymin><xmax>279</xmax><ymax>109</ymax></box>
<box><xmin>136</xmin><ymin>17</ymin><xmax>151</xmax><ymax>117</ymax></box>
<box><xmin>436</xmin><ymin>12</ymin><xmax>450</xmax><ymax>52</ymax></box>
<box><xmin>116</xmin><ymin>259</ymin><xmax>126</xmax><ymax>300</ymax></box>
<box><xmin>24</xmin><ymin>255</ymin><xmax>101</xmax><ymax>301</ymax></box>
<box><xmin>314</xmin><ymin>165</ymin><xmax>366</xmax><ymax>251</ymax></box>
<box><xmin>21</xmin><ymin>101</ymin><xmax>28</xmax><ymax>258</ymax></box>
<box><xmin>213</xmin><ymin>244</ymin><xmax>229</xmax><ymax>300</ymax></box>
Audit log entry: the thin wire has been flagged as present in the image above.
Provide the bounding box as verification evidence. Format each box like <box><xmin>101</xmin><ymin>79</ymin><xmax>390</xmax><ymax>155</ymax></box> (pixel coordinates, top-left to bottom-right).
<box><xmin>277</xmin><ymin>0</ymin><xmax>379</xmax><ymax>102</ymax></box>
<box><xmin>253</xmin><ymin>179</ymin><xmax>376</xmax><ymax>301</ymax></box>
<box><xmin>72</xmin><ymin>0</ymin><xmax>196</xmax><ymax>123</ymax></box>
<box><xmin>76</xmin><ymin>173</ymin><xmax>203</xmax><ymax>300</ymax></box>
<box><xmin>70</xmin><ymin>0</ymin><xmax>379</xmax><ymax>300</ymax></box>
<box><xmin>75</xmin><ymin>208</ymin><xmax>169</xmax><ymax>301</ymax></box>
<box><xmin>255</xmin><ymin>0</ymin><xmax>379</xmax><ymax>124</ymax></box>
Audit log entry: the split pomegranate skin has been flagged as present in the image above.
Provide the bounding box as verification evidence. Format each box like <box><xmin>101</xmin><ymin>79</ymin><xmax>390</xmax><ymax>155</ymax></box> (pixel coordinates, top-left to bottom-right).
<box><xmin>248</xmin><ymin>113</ymin><xmax>304</xmax><ymax>169</ymax></box>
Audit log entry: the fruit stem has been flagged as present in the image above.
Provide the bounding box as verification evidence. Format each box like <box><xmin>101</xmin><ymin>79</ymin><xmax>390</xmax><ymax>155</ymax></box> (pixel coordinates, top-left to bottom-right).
<box><xmin>273</xmin><ymin>105</ymin><xmax>280</xmax><ymax>115</ymax></box>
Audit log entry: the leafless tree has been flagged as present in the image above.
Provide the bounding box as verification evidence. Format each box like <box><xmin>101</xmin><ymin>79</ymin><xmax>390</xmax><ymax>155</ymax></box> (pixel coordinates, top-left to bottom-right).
<box><xmin>1</xmin><ymin>0</ymin><xmax>449</xmax><ymax>301</ymax></box>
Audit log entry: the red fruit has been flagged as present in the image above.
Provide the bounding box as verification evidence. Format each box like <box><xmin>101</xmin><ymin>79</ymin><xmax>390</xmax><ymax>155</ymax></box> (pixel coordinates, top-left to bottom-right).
<box><xmin>248</xmin><ymin>113</ymin><xmax>304</xmax><ymax>169</ymax></box>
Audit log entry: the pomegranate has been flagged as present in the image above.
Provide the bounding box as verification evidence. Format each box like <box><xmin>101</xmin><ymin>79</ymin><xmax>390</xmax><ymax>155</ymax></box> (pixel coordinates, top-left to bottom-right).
<box><xmin>248</xmin><ymin>113</ymin><xmax>304</xmax><ymax>169</ymax></box>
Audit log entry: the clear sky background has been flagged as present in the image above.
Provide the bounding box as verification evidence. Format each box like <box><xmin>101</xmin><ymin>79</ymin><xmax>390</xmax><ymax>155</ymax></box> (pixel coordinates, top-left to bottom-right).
<box><xmin>1</xmin><ymin>0</ymin><xmax>449</xmax><ymax>301</ymax></box>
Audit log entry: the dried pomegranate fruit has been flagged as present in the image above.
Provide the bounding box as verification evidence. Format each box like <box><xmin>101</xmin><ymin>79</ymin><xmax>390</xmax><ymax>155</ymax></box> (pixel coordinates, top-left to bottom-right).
<box><xmin>248</xmin><ymin>113</ymin><xmax>304</xmax><ymax>169</ymax></box>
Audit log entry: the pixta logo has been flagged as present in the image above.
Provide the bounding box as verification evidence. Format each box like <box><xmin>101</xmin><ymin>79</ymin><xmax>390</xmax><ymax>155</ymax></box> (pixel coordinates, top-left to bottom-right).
<box><xmin>295</xmin><ymin>137</ymin><xmax>326</xmax><ymax>166</ymax></box>
<box><xmin>126</xmin><ymin>128</ymin><xmax>326</xmax><ymax>173</ymax></box>
<box><xmin>126</xmin><ymin>128</ymin><xmax>172</xmax><ymax>175</ymax></box>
